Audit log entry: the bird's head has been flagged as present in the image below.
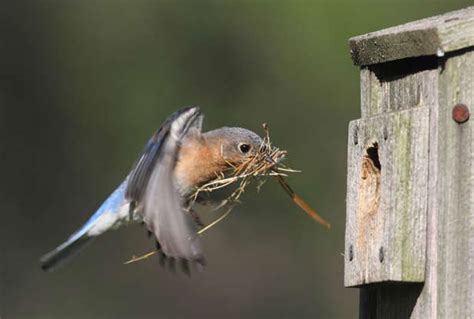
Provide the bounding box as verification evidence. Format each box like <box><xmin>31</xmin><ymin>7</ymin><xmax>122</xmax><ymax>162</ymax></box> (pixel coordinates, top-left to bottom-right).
<box><xmin>204</xmin><ymin>127</ymin><xmax>263</xmax><ymax>166</ymax></box>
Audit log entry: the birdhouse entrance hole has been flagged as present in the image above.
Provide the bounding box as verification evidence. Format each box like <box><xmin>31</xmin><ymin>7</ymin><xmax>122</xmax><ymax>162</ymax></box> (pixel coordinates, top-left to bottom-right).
<box><xmin>365</xmin><ymin>142</ymin><xmax>381</xmax><ymax>171</ymax></box>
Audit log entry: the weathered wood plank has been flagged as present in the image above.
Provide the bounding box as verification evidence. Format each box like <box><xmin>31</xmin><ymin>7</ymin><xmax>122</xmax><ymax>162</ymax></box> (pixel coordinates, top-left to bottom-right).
<box><xmin>360</xmin><ymin>59</ymin><xmax>438</xmax><ymax>117</ymax></box>
<box><xmin>350</xmin><ymin>6</ymin><xmax>474</xmax><ymax>65</ymax></box>
<box><xmin>411</xmin><ymin>48</ymin><xmax>474</xmax><ymax>319</ymax></box>
<box><xmin>345</xmin><ymin>107</ymin><xmax>429</xmax><ymax>287</ymax></box>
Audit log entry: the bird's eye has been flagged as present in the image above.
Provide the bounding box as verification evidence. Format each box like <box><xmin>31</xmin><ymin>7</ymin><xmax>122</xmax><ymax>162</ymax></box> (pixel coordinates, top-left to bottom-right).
<box><xmin>238</xmin><ymin>143</ymin><xmax>251</xmax><ymax>153</ymax></box>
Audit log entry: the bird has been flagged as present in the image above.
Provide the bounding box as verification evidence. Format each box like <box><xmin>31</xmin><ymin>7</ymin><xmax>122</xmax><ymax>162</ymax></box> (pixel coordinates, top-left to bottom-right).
<box><xmin>40</xmin><ymin>106</ymin><xmax>263</xmax><ymax>273</ymax></box>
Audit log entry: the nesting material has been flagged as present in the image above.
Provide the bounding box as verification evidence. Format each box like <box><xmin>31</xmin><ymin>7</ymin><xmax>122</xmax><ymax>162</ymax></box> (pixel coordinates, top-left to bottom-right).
<box><xmin>189</xmin><ymin>123</ymin><xmax>330</xmax><ymax>229</ymax></box>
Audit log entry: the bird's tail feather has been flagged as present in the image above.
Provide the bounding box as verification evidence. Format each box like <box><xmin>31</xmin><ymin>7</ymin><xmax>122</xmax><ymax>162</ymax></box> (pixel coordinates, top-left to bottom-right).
<box><xmin>40</xmin><ymin>179</ymin><xmax>131</xmax><ymax>271</ymax></box>
<box><xmin>40</xmin><ymin>235</ymin><xmax>94</xmax><ymax>271</ymax></box>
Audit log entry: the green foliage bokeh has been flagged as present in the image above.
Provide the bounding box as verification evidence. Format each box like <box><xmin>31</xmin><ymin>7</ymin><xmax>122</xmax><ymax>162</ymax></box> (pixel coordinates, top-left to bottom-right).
<box><xmin>1</xmin><ymin>1</ymin><xmax>470</xmax><ymax>318</ymax></box>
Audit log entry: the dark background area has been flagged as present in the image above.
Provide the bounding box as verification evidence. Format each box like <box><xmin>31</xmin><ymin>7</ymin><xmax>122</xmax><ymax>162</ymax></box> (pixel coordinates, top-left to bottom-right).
<box><xmin>1</xmin><ymin>1</ymin><xmax>471</xmax><ymax>318</ymax></box>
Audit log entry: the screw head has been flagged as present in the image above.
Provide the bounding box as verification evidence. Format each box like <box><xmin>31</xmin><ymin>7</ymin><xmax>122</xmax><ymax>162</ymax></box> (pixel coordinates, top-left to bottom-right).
<box><xmin>348</xmin><ymin>244</ymin><xmax>354</xmax><ymax>261</ymax></box>
<box><xmin>452</xmin><ymin>104</ymin><xmax>470</xmax><ymax>124</ymax></box>
<box><xmin>353</xmin><ymin>127</ymin><xmax>359</xmax><ymax>145</ymax></box>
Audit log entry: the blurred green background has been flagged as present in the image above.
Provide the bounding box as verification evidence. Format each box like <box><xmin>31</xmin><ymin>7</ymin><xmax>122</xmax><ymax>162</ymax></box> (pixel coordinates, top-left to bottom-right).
<box><xmin>1</xmin><ymin>1</ymin><xmax>471</xmax><ymax>318</ymax></box>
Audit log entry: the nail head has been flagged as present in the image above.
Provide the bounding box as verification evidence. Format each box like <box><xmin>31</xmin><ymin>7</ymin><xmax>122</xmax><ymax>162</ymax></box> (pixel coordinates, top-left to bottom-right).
<box><xmin>452</xmin><ymin>104</ymin><xmax>470</xmax><ymax>124</ymax></box>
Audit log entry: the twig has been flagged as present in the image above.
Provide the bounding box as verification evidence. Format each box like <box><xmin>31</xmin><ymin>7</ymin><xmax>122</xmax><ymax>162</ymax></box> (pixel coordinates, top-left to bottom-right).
<box><xmin>124</xmin><ymin>250</ymin><xmax>158</xmax><ymax>265</ymax></box>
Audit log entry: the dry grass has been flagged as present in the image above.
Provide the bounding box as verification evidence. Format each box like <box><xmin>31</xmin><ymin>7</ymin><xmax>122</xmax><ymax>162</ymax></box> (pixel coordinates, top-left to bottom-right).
<box><xmin>188</xmin><ymin>123</ymin><xmax>330</xmax><ymax>230</ymax></box>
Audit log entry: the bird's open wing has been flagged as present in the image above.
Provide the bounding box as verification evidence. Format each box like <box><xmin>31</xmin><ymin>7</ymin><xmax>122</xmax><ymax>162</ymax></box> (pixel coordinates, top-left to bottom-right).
<box><xmin>126</xmin><ymin>106</ymin><xmax>201</xmax><ymax>202</ymax></box>
<box><xmin>126</xmin><ymin>106</ymin><xmax>204</xmax><ymax>262</ymax></box>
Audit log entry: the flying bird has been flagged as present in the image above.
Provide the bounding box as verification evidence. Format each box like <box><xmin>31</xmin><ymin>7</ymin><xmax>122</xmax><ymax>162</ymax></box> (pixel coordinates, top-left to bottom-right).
<box><xmin>40</xmin><ymin>106</ymin><xmax>263</xmax><ymax>272</ymax></box>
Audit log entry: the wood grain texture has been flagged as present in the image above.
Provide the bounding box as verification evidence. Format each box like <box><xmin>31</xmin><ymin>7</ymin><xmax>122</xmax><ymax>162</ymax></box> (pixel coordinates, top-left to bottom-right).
<box><xmin>345</xmin><ymin>107</ymin><xmax>429</xmax><ymax>287</ymax></box>
<box><xmin>410</xmin><ymin>48</ymin><xmax>474</xmax><ymax>319</ymax></box>
<box><xmin>360</xmin><ymin>61</ymin><xmax>438</xmax><ymax>118</ymax></box>
<box><xmin>350</xmin><ymin>6</ymin><xmax>474</xmax><ymax>65</ymax></box>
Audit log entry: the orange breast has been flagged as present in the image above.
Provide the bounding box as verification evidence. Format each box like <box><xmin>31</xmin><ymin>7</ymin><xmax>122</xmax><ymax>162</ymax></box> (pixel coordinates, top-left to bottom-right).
<box><xmin>175</xmin><ymin>137</ymin><xmax>227</xmax><ymax>190</ymax></box>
